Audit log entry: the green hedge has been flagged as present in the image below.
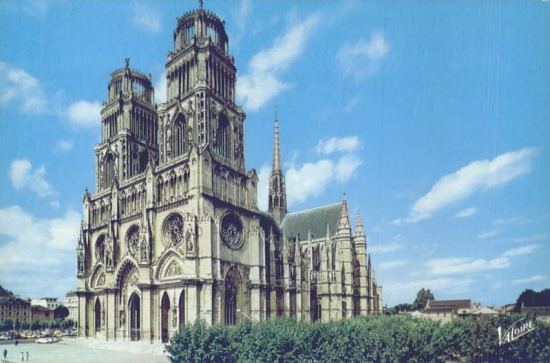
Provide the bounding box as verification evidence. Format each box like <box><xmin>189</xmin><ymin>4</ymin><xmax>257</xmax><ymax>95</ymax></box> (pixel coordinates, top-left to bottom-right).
<box><xmin>167</xmin><ymin>315</ymin><xmax>550</xmax><ymax>363</ymax></box>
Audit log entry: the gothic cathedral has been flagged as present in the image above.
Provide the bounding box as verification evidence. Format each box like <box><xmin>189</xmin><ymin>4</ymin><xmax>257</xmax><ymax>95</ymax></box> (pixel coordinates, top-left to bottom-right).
<box><xmin>75</xmin><ymin>3</ymin><xmax>382</xmax><ymax>343</ymax></box>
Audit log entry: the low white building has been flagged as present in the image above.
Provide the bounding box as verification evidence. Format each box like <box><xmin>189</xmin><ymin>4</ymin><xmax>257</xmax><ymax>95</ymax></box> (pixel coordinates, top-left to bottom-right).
<box><xmin>64</xmin><ymin>291</ymin><xmax>78</xmax><ymax>322</ymax></box>
<box><xmin>31</xmin><ymin>297</ymin><xmax>61</xmax><ymax>310</ymax></box>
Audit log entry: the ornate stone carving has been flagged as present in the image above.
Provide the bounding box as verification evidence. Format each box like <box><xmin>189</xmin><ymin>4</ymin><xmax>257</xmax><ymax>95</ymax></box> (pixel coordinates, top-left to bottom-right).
<box><xmin>77</xmin><ymin>246</ymin><xmax>85</xmax><ymax>274</ymax></box>
<box><xmin>105</xmin><ymin>235</ymin><xmax>114</xmax><ymax>269</ymax></box>
<box><xmin>126</xmin><ymin>225</ymin><xmax>140</xmax><ymax>257</ymax></box>
<box><xmin>163</xmin><ymin>214</ymin><xmax>184</xmax><ymax>247</ymax></box>
<box><xmin>186</xmin><ymin>229</ymin><xmax>194</xmax><ymax>253</ymax></box>
<box><xmin>164</xmin><ymin>260</ymin><xmax>182</xmax><ymax>278</ymax></box>
<box><xmin>220</xmin><ymin>213</ymin><xmax>243</xmax><ymax>249</ymax></box>
<box><xmin>97</xmin><ymin>272</ymin><xmax>105</xmax><ymax>287</ymax></box>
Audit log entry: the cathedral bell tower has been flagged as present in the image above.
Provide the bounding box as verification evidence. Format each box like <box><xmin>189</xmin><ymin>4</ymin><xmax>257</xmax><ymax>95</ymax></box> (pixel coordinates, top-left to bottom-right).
<box><xmin>95</xmin><ymin>59</ymin><xmax>158</xmax><ymax>192</ymax></box>
<box><xmin>158</xmin><ymin>2</ymin><xmax>245</xmax><ymax>173</ymax></box>
<box><xmin>268</xmin><ymin>116</ymin><xmax>287</xmax><ymax>224</ymax></box>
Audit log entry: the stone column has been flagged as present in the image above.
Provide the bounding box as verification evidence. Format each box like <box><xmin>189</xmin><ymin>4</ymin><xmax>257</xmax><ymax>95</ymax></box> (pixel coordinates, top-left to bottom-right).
<box><xmin>187</xmin><ymin>285</ymin><xmax>198</xmax><ymax>323</ymax></box>
<box><xmin>140</xmin><ymin>284</ymin><xmax>153</xmax><ymax>343</ymax></box>
<box><xmin>76</xmin><ymin>292</ymin><xmax>89</xmax><ymax>337</ymax></box>
<box><xmin>200</xmin><ymin>283</ymin><xmax>213</xmax><ymax>324</ymax></box>
<box><xmin>105</xmin><ymin>289</ymin><xmax>117</xmax><ymax>341</ymax></box>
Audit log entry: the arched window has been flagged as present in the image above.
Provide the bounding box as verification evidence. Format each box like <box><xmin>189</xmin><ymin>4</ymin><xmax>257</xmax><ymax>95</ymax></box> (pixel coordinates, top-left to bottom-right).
<box><xmin>216</xmin><ymin>115</ymin><xmax>230</xmax><ymax>158</ymax></box>
<box><xmin>94</xmin><ymin>298</ymin><xmax>101</xmax><ymax>332</ymax></box>
<box><xmin>157</xmin><ymin>177</ymin><xmax>163</xmax><ymax>204</ymax></box>
<box><xmin>331</xmin><ymin>245</ymin><xmax>337</xmax><ymax>270</ymax></box>
<box><xmin>172</xmin><ymin>114</ymin><xmax>186</xmax><ymax>158</ymax></box>
<box><xmin>224</xmin><ymin>268</ymin><xmax>240</xmax><ymax>325</ymax></box>
<box><xmin>96</xmin><ymin>235</ymin><xmax>105</xmax><ymax>263</ymax></box>
<box><xmin>103</xmin><ymin>153</ymin><xmax>115</xmax><ymax>190</ymax></box>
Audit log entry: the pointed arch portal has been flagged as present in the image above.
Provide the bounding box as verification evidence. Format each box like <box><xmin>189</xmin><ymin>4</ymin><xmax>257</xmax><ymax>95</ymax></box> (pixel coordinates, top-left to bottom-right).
<box><xmin>161</xmin><ymin>292</ymin><xmax>170</xmax><ymax>343</ymax></box>
<box><xmin>94</xmin><ymin>298</ymin><xmax>101</xmax><ymax>333</ymax></box>
<box><xmin>224</xmin><ymin>268</ymin><xmax>240</xmax><ymax>325</ymax></box>
<box><xmin>129</xmin><ymin>292</ymin><xmax>140</xmax><ymax>341</ymax></box>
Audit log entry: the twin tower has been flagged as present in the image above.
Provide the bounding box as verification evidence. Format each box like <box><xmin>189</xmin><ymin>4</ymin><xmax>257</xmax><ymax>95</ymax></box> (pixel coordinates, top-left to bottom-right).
<box><xmin>76</xmin><ymin>2</ymin><xmax>382</xmax><ymax>343</ymax></box>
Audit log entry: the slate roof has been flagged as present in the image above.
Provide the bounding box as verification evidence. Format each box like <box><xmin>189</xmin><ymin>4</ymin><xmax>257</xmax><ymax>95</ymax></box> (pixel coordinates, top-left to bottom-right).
<box><xmin>281</xmin><ymin>202</ymin><xmax>342</xmax><ymax>241</ymax></box>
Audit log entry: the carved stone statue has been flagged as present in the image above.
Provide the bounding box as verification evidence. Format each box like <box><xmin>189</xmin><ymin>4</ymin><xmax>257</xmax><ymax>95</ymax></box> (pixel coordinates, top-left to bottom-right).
<box><xmin>77</xmin><ymin>248</ymin><xmax>85</xmax><ymax>274</ymax></box>
<box><xmin>105</xmin><ymin>236</ymin><xmax>113</xmax><ymax>269</ymax></box>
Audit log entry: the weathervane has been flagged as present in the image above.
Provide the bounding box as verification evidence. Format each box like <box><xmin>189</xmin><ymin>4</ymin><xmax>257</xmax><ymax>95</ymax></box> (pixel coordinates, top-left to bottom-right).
<box><xmin>124</xmin><ymin>57</ymin><xmax>130</xmax><ymax>68</ymax></box>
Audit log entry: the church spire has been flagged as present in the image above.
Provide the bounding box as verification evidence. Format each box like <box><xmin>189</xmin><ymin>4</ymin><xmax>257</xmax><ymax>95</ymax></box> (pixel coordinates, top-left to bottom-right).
<box><xmin>268</xmin><ymin>114</ymin><xmax>287</xmax><ymax>225</ymax></box>
<box><xmin>337</xmin><ymin>194</ymin><xmax>351</xmax><ymax>231</ymax></box>
<box><xmin>273</xmin><ymin>112</ymin><xmax>281</xmax><ymax>173</ymax></box>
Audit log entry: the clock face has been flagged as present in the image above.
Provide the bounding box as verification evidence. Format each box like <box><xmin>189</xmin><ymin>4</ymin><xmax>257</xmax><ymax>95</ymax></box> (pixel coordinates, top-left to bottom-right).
<box><xmin>220</xmin><ymin>213</ymin><xmax>243</xmax><ymax>249</ymax></box>
<box><xmin>126</xmin><ymin>225</ymin><xmax>140</xmax><ymax>257</ymax></box>
<box><xmin>163</xmin><ymin>214</ymin><xmax>184</xmax><ymax>247</ymax></box>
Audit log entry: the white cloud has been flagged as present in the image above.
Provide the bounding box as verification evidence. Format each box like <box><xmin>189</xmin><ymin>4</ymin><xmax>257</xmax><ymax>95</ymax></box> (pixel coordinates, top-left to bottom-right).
<box><xmin>286</xmin><ymin>159</ymin><xmax>334</xmax><ymax>205</ymax></box>
<box><xmin>369</xmin><ymin>243</ymin><xmax>403</xmax><ymax>254</ymax></box>
<box><xmin>257</xmin><ymin>164</ymin><xmax>271</xmax><ymax>211</ymax></box>
<box><xmin>133</xmin><ymin>4</ymin><xmax>161</xmax><ymax>33</ymax></box>
<box><xmin>154</xmin><ymin>71</ymin><xmax>167</xmax><ymax>103</ymax></box>
<box><xmin>427</xmin><ymin>256</ymin><xmax>510</xmax><ymax>276</ymax></box>
<box><xmin>343</xmin><ymin>96</ymin><xmax>361</xmax><ymax>113</ymax></box>
<box><xmin>55</xmin><ymin>139</ymin><xmax>73</xmax><ymax>153</ymax></box>
<box><xmin>334</xmin><ymin>154</ymin><xmax>362</xmax><ymax>182</ymax></box>
<box><xmin>512</xmin><ymin>275</ymin><xmax>546</xmax><ymax>284</ymax></box>
<box><xmin>426</xmin><ymin>243</ymin><xmax>543</xmax><ymax>278</ymax></box>
<box><xmin>0</xmin><ymin>206</ymin><xmax>80</xmax><ymax>298</ymax></box>
<box><xmin>454</xmin><ymin>207</ymin><xmax>476</xmax><ymax>218</ymax></box>
<box><xmin>478</xmin><ymin>229</ymin><xmax>498</xmax><ymax>240</ymax></box>
<box><xmin>315</xmin><ymin>136</ymin><xmax>360</xmax><ymax>155</ymax></box>
<box><xmin>9</xmin><ymin>159</ymin><xmax>55</xmax><ymax>198</ymax></box>
<box><xmin>0</xmin><ymin>61</ymin><xmax>47</xmax><ymax>113</ymax></box>
<box><xmin>237</xmin><ymin>13</ymin><xmax>321</xmax><ymax>111</ymax></box>
<box><xmin>511</xmin><ymin>234</ymin><xmax>547</xmax><ymax>243</ymax></box>
<box><xmin>379</xmin><ymin>259</ymin><xmax>408</xmax><ymax>270</ymax></box>
<box><xmin>502</xmin><ymin>244</ymin><xmax>541</xmax><ymax>257</ymax></box>
<box><xmin>22</xmin><ymin>0</ymin><xmax>51</xmax><ymax>17</ymax></box>
<box><xmin>337</xmin><ymin>31</ymin><xmax>389</xmax><ymax>81</ymax></box>
<box><xmin>66</xmin><ymin>100</ymin><xmax>101</xmax><ymax>128</ymax></box>
<box><xmin>402</xmin><ymin>147</ymin><xmax>537</xmax><ymax>223</ymax></box>
<box><xmin>492</xmin><ymin>216</ymin><xmax>530</xmax><ymax>225</ymax></box>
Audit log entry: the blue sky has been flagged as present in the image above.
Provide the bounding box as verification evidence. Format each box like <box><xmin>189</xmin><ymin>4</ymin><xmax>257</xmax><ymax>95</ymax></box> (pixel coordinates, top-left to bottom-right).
<box><xmin>0</xmin><ymin>0</ymin><xmax>549</xmax><ymax>307</ymax></box>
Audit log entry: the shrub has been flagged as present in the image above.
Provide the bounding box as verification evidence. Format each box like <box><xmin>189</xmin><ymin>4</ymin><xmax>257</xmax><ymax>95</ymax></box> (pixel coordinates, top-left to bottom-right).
<box><xmin>167</xmin><ymin>315</ymin><xmax>550</xmax><ymax>363</ymax></box>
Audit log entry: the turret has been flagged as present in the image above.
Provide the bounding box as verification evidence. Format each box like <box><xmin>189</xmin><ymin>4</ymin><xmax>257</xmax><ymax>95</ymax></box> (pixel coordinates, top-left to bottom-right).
<box><xmin>96</xmin><ymin>59</ymin><xmax>158</xmax><ymax>192</ymax></box>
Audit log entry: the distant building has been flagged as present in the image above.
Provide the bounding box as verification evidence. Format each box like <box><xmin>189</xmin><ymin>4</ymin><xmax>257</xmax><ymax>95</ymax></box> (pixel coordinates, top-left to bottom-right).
<box><xmin>30</xmin><ymin>297</ymin><xmax>61</xmax><ymax>310</ymax></box>
<box><xmin>0</xmin><ymin>286</ymin><xmax>32</xmax><ymax>324</ymax></box>
<box><xmin>423</xmin><ymin>299</ymin><xmax>475</xmax><ymax>322</ymax></box>
<box><xmin>64</xmin><ymin>291</ymin><xmax>78</xmax><ymax>322</ymax></box>
<box><xmin>31</xmin><ymin>305</ymin><xmax>54</xmax><ymax>323</ymax></box>
<box><xmin>470</xmin><ymin>306</ymin><xmax>499</xmax><ymax>318</ymax></box>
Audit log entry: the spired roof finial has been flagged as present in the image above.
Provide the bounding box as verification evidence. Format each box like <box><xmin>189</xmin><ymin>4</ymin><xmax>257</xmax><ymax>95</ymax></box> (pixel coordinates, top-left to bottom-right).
<box><xmin>124</xmin><ymin>57</ymin><xmax>130</xmax><ymax>68</ymax></box>
<box><xmin>199</xmin><ymin>0</ymin><xmax>204</xmax><ymax>9</ymax></box>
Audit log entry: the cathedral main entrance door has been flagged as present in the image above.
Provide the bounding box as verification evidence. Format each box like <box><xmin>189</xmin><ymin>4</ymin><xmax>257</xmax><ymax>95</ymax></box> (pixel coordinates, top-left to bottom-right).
<box><xmin>129</xmin><ymin>293</ymin><xmax>140</xmax><ymax>341</ymax></box>
<box><xmin>161</xmin><ymin>292</ymin><xmax>170</xmax><ymax>343</ymax></box>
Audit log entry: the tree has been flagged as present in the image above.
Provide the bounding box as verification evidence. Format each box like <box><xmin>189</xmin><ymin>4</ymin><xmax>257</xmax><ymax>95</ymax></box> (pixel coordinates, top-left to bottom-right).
<box><xmin>513</xmin><ymin>288</ymin><xmax>550</xmax><ymax>312</ymax></box>
<box><xmin>413</xmin><ymin>288</ymin><xmax>434</xmax><ymax>310</ymax></box>
<box><xmin>54</xmin><ymin>306</ymin><xmax>69</xmax><ymax>320</ymax></box>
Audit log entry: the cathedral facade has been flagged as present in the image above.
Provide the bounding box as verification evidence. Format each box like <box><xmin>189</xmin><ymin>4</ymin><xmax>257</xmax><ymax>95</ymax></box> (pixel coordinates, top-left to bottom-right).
<box><xmin>75</xmin><ymin>3</ymin><xmax>382</xmax><ymax>343</ymax></box>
